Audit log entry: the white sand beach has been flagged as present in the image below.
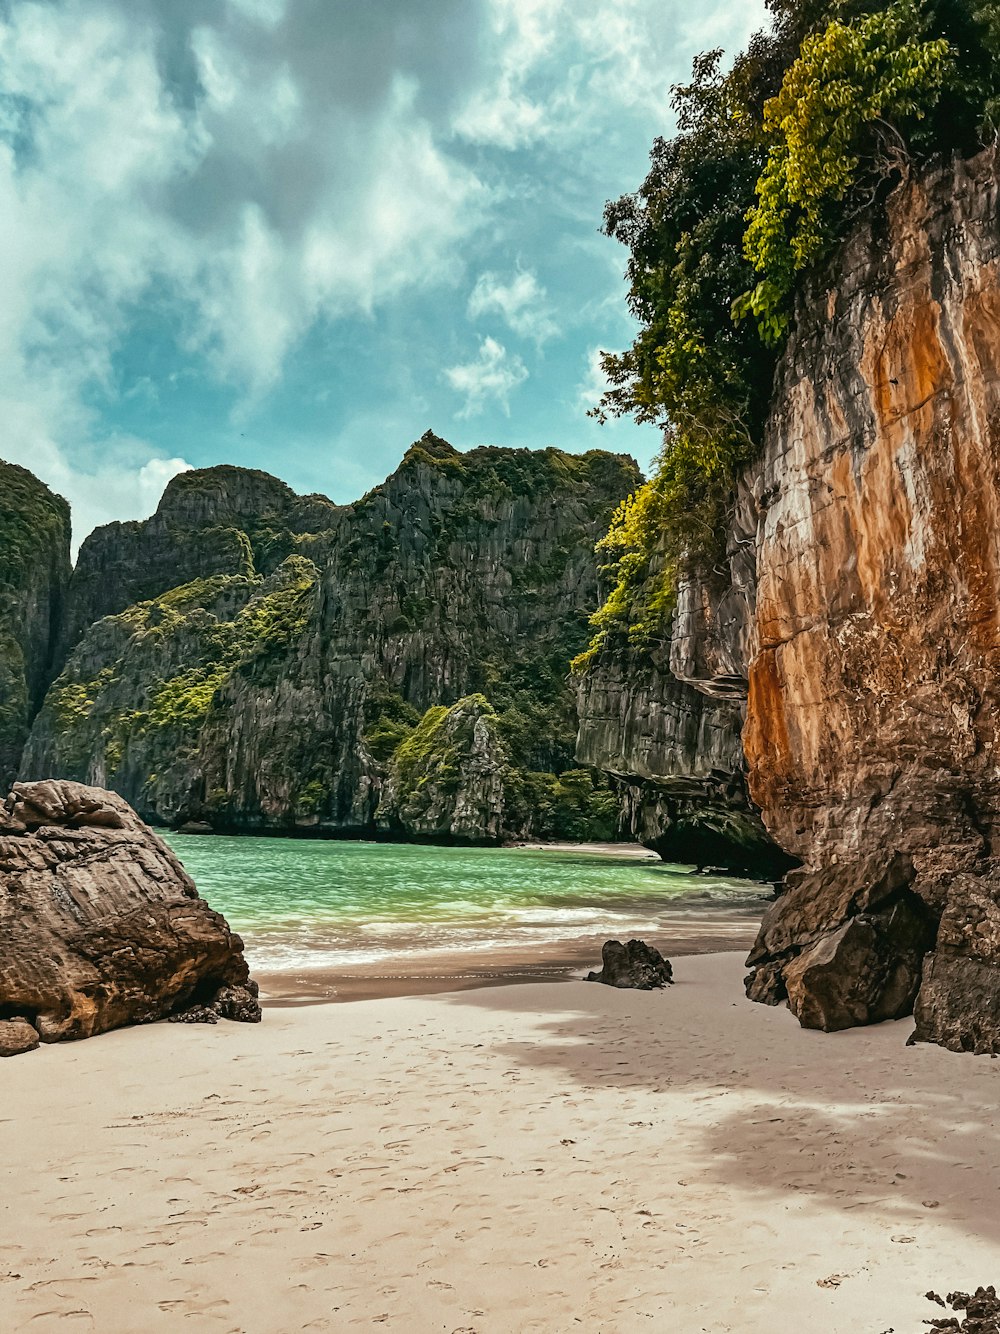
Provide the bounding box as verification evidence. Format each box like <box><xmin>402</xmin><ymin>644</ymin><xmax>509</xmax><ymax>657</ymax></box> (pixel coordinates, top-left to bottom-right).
<box><xmin>3</xmin><ymin>952</ymin><xmax>999</xmax><ymax>1333</ymax></box>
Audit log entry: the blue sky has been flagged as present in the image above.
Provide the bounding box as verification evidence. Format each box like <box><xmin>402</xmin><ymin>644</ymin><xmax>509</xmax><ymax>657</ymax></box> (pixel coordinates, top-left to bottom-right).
<box><xmin>0</xmin><ymin>0</ymin><xmax>768</xmax><ymax>546</ymax></box>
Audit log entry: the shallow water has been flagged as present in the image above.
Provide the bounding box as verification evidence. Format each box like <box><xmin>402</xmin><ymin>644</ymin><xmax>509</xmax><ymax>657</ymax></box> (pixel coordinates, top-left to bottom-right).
<box><xmin>163</xmin><ymin>834</ymin><xmax>771</xmax><ymax>975</ymax></box>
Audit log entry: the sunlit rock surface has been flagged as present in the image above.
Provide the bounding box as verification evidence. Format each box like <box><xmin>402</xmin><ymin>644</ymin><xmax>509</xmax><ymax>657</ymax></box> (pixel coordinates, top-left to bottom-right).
<box><xmin>0</xmin><ymin>780</ymin><xmax>259</xmax><ymax>1047</ymax></box>
<box><xmin>743</xmin><ymin>150</ymin><xmax>1000</xmax><ymax>1047</ymax></box>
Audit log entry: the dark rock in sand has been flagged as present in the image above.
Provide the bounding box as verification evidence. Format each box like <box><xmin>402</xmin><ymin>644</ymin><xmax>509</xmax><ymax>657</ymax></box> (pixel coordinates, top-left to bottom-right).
<box><xmin>0</xmin><ymin>1018</ymin><xmax>41</xmax><ymax>1057</ymax></box>
<box><xmin>0</xmin><ymin>779</ymin><xmax>260</xmax><ymax>1046</ymax></box>
<box><xmin>924</xmin><ymin>1285</ymin><xmax>1000</xmax><ymax>1331</ymax></box>
<box><xmin>586</xmin><ymin>939</ymin><xmax>673</xmax><ymax>990</ymax></box>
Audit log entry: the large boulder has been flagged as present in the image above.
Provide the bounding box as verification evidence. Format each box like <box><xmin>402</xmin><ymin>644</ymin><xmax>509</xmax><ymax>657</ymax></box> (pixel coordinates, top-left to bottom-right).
<box><xmin>744</xmin><ymin>852</ymin><xmax>937</xmax><ymax>1031</ymax></box>
<box><xmin>0</xmin><ymin>780</ymin><xmax>260</xmax><ymax>1046</ymax></box>
<box><xmin>586</xmin><ymin>939</ymin><xmax>673</xmax><ymax>990</ymax></box>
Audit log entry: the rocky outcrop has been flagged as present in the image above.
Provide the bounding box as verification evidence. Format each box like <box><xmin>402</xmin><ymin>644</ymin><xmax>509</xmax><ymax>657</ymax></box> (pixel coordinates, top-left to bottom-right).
<box><xmin>55</xmin><ymin>465</ymin><xmax>339</xmax><ymax>662</ymax></box>
<box><xmin>0</xmin><ymin>779</ymin><xmax>259</xmax><ymax>1046</ymax></box>
<box><xmin>924</xmin><ymin>1286</ymin><xmax>1000</xmax><ymax>1330</ymax></box>
<box><xmin>377</xmin><ymin>694</ymin><xmax>506</xmax><ymax>843</ymax></box>
<box><xmin>586</xmin><ymin>938</ymin><xmax>673</xmax><ymax>989</ymax></box>
<box><xmin>737</xmin><ymin>149</ymin><xmax>1000</xmax><ymax>1046</ymax></box>
<box><xmin>0</xmin><ymin>462</ymin><xmax>71</xmax><ymax>789</ymax></box>
<box><xmin>580</xmin><ymin>149</ymin><xmax>1000</xmax><ymax>1050</ymax></box>
<box><xmin>575</xmin><ymin>548</ymin><xmax>794</xmax><ymax>877</ymax></box>
<box><xmin>912</xmin><ymin>872</ymin><xmax>1000</xmax><ymax>1054</ymax></box>
<box><xmin>22</xmin><ymin>436</ymin><xmax>638</xmax><ymax>843</ymax></box>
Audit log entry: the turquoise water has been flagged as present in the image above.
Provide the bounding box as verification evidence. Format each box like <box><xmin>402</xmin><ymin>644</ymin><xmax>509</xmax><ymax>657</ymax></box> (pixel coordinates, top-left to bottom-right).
<box><xmin>164</xmin><ymin>835</ymin><xmax>770</xmax><ymax>974</ymax></box>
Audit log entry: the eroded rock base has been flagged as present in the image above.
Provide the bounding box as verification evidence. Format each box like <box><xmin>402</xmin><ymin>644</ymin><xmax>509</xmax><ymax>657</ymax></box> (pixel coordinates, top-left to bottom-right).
<box><xmin>745</xmin><ymin>854</ymin><xmax>937</xmax><ymax>1032</ymax></box>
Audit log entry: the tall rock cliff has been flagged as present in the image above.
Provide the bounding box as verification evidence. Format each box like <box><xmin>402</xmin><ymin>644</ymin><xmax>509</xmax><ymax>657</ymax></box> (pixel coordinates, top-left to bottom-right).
<box><xmin>583</xmin><ymin>147</ymin><xmax>1000</xmax><ymax>1050</ymax></box>
<box><xmin>22</xmin><ymin>435</ymin><xmax>638</xmax><ymax>843</ymax></box>
<box><xmin>575</xmin><ymin>505</ymin><xmax>793</xmax><ymax>877</ymax></box>
<box><xmin>56</xmin><ymin>464</ymin><xmax>340</xmax><ymax>661</ymax></box>
<box><xmin>741</xmin><ymin>149</ymin><xmax>1000</xmax><ymax>1049</ymax></box>
<box><xmin>0</xmin><ymin>463</ymin><xmax>71</xmax><ymax>789</ymax></box>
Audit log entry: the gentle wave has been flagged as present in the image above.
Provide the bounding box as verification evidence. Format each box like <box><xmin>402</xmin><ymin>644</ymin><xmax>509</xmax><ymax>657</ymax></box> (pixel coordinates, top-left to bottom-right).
<box><xmin>164</xmin><ymin>834</ymin><xmax>771</xmax><ymax>971</ymax></box>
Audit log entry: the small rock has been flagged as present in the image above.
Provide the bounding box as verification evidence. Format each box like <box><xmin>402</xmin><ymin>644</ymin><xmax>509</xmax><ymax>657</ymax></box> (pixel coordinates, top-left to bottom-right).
<box><xmin>177</xmin><ymin>820</ymin><xmax>214</xmax><ymax>835</ymax></box>
<box><xmin>586</xmin><ymin>939</ymin><xmax>673</xmax><ymax>990</ymax></box>
<box><xmin>0</xmin><ymin>1018</ymin><xmax>40</xmax><ymax>1057</ymax></box>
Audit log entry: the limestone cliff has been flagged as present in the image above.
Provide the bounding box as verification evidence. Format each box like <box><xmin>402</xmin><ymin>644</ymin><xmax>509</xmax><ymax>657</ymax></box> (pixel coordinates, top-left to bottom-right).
<box><xmin>584</xmin><ymin>147</ymin><xmax>1000</xmax><ymax>1049</ymax></box>
<box><xmin>22</xmin><ymin>436</ymin><xmax>638</xmax><ymax>843</ymax></box>
<box><xmin>377</xmin><ymin>694</ymin><xmax>507</xmax><ymax>842</ymax></box>
<box><xmin>0</xmin><ymin>463</ymin><xmax>71</xmax><ymax>789</ymax></box>
<box><xmin>575</xmin><ymin>510</ymin><xmax>793</xmax><ymax>876</ymax></box>
<box><xmin>56</xmin><ymin>464</ymin><xmax>340</xmax><ymax>662</ymax></box>
<box><xmin>741</xmin><ymin>149</ymin><xmax>1000</xmax><ymax>1049</ymax></box>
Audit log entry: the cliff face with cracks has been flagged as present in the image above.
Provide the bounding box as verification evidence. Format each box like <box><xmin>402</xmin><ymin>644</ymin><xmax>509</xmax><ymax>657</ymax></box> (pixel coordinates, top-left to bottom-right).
<box><xmin>581</xmin><ymin>148</ymin><xmax>1000</xmax><ymax>1051</ymax></box>
<box><xmin>742</xmin><ymin>149</ymin><xmax>1000</xmax><ymax>1051</ymax></box>
<box><xmin>20</xmin><ymin>436</ymin><xmax>637</xmax><ymax>844</ymax></box>
<box><xmin>575</xmin><ymin>504</ymin><xmax>795</xmax><ymax>878</ymax></box>
<box><xmin>0</xmin><ymin>463</ymin><xmax>71</xmax><ymax>790</ymax></box>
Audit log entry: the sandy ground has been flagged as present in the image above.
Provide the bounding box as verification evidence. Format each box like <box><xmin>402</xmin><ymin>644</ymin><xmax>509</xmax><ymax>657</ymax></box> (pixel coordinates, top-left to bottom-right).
<box><xmin>3</xmin><ymin>953</ymin><xmax>999</xmax><ymax>1334</ymax></box>
<box><xmin>508</xmin><ymin>841</ymin><xmax>661</xmax><ymax>859</ymax></box>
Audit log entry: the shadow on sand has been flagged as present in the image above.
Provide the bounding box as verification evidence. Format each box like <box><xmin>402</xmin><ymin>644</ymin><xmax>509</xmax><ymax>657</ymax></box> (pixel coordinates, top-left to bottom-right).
<box><xmin>441</xmin><ymin>953</ymin><xmax>1000</xmax><ymax>1250</ymax></box>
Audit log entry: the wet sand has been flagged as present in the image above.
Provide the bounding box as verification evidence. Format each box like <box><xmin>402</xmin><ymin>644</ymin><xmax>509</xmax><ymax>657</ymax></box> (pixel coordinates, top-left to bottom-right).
<box><xmin>509</xmin><ymin>840</ymin><xmax>661</xmax><ymax>858</ymax></box>
<box><xmin>255</xmin><ymin>917</ymin><xmax>763</xmax><ymax>1004</ymax></box>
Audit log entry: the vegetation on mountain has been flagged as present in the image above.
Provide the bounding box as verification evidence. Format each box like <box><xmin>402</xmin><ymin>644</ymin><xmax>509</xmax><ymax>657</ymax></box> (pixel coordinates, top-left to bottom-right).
<box><xmin>0</xmin><ymin>462</ymin><xmax>71</xmax><ymax>785</ymax></box>
<box><xmin>21</xmin><ymin>442</ymin><xmax>637</xmax><ymax>842</ymax></box>
<box><xmin>583</xmin><ymin>0</ymin><xmax>1000</xmax><ymax>663</ymax></box>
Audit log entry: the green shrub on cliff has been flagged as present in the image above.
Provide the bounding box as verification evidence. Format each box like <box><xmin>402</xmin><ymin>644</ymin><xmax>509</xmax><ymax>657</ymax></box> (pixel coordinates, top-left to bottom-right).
<box><xmin>34</xmin><ymin>556</ymin><xmax>321</xmax><ymax>786</ymax></box>
<box><xmin>585</xmin><ymin>0</ymin><xmax>1000</xmax><ymax>661</ymax></box>
<box><xmin>736</xmin><ymin>4</ymin><xmax>952</xmax><ymax>343</ymax></box>
<box><xmin>363</xmin><ymin>685</ymin><xmax>421</xmax><ymax>763</ymax></box>
<box><xmin>503</xmin><ymin>768</ymin><xmax>620</xmax><ymax>842</ymax></box>
<box><xmin>391</xmin><ymin>697</ymin><xmax>493</xmax><ymax>799</ymax></box>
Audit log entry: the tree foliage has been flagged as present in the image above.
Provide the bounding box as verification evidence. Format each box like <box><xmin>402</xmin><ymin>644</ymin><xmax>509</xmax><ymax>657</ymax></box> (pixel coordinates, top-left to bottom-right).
<box><xmin>736</xmin><ymin>5</ymin><xmax>952</xmax><ymax>343</ymax></box>
<box><xmin>584</xmin><ymin>0</ymin><xmax>1000</xmax><ymax>664</ymax></box>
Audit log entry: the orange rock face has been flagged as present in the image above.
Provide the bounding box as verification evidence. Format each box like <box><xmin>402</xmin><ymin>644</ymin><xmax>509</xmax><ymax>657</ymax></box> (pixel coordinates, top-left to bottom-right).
<box><xmin>743</xmin><ymin>151</ymin><xmax>1000</xmax><ymax>1048</ymax></box>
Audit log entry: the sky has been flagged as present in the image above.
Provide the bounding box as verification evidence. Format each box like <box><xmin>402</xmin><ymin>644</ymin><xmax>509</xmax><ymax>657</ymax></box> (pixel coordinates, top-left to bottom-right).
<box><xmin>0</xmin><ymin>0</ymin><xmax>769</xmax><ymax>548</ymax></box>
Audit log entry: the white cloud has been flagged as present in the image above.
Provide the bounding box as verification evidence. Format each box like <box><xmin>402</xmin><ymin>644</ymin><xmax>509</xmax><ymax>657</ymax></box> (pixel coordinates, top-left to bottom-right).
<box><xmin>0</xmin><ymin>0</ymin><xmax>771</xmax><ymax>545</ymax></box>
<box><xmin>0</xmin><ymin>0</ymin><xmax>488</xmax><ymax>539</ymax></box>
<box><xmin>444</xmin><ymin>337</ymin><xmax>529</xmax><ymax>418</ymax></box>
<box><xmin>576</xmin><ymin>344</ymin><xmax>614</xmax><ymax>414</ymax></box>
<box><xmin>468</xmin><ymin>270</ymin><xmax>558</xmax><ymax>345</ymax></box>
<box><xmin>455</xmin><ymin>0</ymin><xmax>769</xmax><ymax>150</ymax></box>
<box><xmin>226</xmin><ymin>0</ymin><xmax>289</xmax><ymax>28</ymax></box>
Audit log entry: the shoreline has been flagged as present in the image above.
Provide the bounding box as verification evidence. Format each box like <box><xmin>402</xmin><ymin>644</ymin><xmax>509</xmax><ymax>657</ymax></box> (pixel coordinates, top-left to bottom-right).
<box><xmin>5</xmin><ymin>951</ymin><xmax>999</xmax><ymax>1332</ymax></box>
<box><xmin>163</xmin><ymin>828</ymin><xmax>664</xmax><ymax>858</ymax></box>
<box><xmin>254</xmin><ymin>922</ymin><xmax>763</xmax><ymax>1005</ymax></box>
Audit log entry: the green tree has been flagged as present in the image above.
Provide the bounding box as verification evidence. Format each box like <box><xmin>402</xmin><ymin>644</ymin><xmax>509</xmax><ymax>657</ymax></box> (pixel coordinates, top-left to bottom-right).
<box><xmin>736</xmin><ymin>4</ymin><xmax>952</xmax><ymax>343</ymax></box>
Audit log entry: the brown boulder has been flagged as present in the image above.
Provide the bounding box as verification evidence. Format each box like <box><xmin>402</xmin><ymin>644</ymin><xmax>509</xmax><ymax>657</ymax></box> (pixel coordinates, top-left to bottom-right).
<box><xmin>586</xmin><ymin>939</ymin><xmax>673</xmax><ymax>990</ymax></box>
<box><xmin>745</xmin><ymin>853</ymin><xmax>936</xmax><ymax>1031</ymax></box>
<box><xmin>0</xmin><ymin>779</ymin><xmax>260</xmax><ymax>1044</ymax></box>
<box><xmin>782</xmin><ymin>897</ymin><xmax>934</xmax><ymax>1032</ymax></box>
<box><xmin>0</xmin><ymin>1018</ymin><xmax>40</xmax><ymax>1057</ymax></box>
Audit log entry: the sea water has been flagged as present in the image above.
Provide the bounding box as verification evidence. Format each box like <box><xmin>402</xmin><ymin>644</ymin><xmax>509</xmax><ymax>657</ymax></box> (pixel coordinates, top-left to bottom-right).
<box><xmin>163</xmin><ymin>835</ymin><xmax>770</xmax><ymax>974</ymax></box>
